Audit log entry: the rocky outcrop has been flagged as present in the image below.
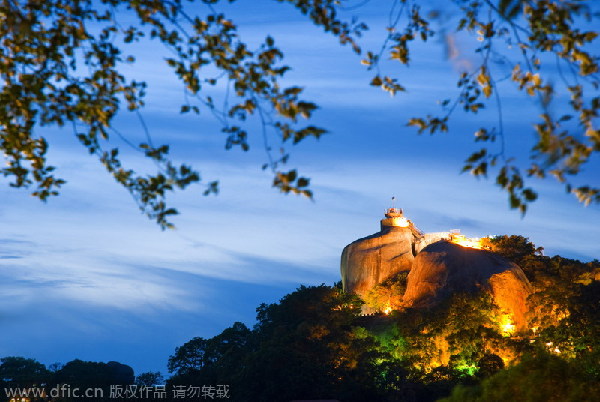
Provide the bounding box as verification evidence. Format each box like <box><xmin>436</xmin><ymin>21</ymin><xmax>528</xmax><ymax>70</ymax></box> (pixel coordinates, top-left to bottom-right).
<box><xmin>341</xmin><ymin>225</ymin><xmax>415</xmax><ymax>299</ymax></box>
<box><xmin>340</xmin><ymin>209</ymin><xmax>451</xmax><ymax>301</ymax></box>
<box><xmin>488</xmin><ymin>270</ymin><xmax>531</xmax><ymax>332</ymax></box>
<box><xmin>402</xmin><ymin>240</ymin><xmax>531</xmax><ymax>330</ymax></box>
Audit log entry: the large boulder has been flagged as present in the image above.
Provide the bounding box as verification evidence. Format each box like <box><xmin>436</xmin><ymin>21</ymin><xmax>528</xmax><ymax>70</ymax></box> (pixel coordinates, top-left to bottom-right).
<box><xmin>403</xmin><ymin>241</ymin><xmax>531</xmax><ymax>330</ymax></box>
<box><xmin>341</xmin><ymin>225</ymin><xmax>415</xmax><ymax>299</ymax></box>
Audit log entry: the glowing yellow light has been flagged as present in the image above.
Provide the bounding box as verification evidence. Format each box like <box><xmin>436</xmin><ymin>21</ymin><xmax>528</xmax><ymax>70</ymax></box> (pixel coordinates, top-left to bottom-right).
<box><xmin>449</xmin><ymin>234</ymin><xmax>484</xmax><ymax>249</ymax></box>
<box><xmin>382</xmin><ymin>305</ymin><xmax>392</xmax><ymax>315</ymax></box>
<box><xmin>543</xmin><ymin>342</ymin><xmax>561</xmax><ymax>354</ymax></box>
<box><xmin>389</xmin><ymin>217</ymin><xmax>409</xmax><ymax>227</ymax></box>
<box><xmin>502</xmin><ymin>322</ymin><xmax>515</xmax><ymax>335</ymax></box>
<box><xmin>499</xmin><ymin>314</ymin><xmax>516</xmax><ymax>337</ymax></box>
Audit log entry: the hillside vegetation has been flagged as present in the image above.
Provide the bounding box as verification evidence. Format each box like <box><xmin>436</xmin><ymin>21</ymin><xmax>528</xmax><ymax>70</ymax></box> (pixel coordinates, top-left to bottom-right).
<box><xmin>2</xmin><ymin>236</ymin><xmax>599</xmax><ymax>401</ymax></box>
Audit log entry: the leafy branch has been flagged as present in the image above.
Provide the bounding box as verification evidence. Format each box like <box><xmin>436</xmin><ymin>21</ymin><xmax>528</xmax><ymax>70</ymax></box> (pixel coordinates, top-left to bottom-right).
<box><xmin>364</xmin><ymin>0</ymin><xmax>599</xmax><ymax>213</ymax></box>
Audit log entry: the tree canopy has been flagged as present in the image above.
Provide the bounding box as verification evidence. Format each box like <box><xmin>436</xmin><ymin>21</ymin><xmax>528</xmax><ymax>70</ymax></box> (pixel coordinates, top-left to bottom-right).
<box><xmin>1</xmin><ymin>236</ymin><xmax>600</xmax><ymax>401</ymax></box>
<box><xmin>163</xmin><ymin>238</ymin><xmax>600</xmax><ymax>400</ymax></box>
<box><xmin>1</xmin><ymin>0</ymin><xmax>598</xmax><ymax>227</ymax></box>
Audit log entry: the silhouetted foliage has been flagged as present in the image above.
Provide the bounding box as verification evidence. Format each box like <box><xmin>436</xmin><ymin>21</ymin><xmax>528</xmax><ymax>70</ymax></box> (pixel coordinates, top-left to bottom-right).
<box><xmin>440</xmin><ymin>352</ymin><xmax>600</xmax><ymax>402</ymax></box>
<box><xmin>0</xmin><ymin>358</ymin><xmax>135</xmax><ymax>402</ymax></box>
<box><xmin>482</xmin><ymin>235</ymin><xmax>542</xmax><ymax>264</ymax></box>
<box><xmin>0</xmin><ymin>356</ymin><xmax>50</xmax><ymax>387</ymax></box>
<box><xmin>135</xmin><ymin>371</ymin><xmax>164</xmax><ymax>387</ymax></box>
<box><xmin>53</xmin><ymin>360</ymin><xmax>134</xmax><ymax>388</ymax></box>
<box><xmin>2</xmin><ymin>237</ymin><xmax>599</xmax><ymax>401</ymax></box>
<box><xmin>475</xmin><ymin>353</ymin><xmax>505</xmax><ymax>379</ymax></box>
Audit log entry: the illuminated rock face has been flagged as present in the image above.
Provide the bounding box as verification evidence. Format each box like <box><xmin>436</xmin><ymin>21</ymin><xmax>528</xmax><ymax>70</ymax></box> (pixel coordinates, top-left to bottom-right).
<box><xmin>340</xmin><ymin>211</ymin><xmax>418</xmax><ymax>299</ymax></box>
<box><xmin>403</xmin><ymin>241</ymin><xmax>531</xmax><ymax>330</ymax></box>
<box><xmin>341</xmin><ymin>209</ymin><xmax>443</xmax><ymax>301</ymax></box>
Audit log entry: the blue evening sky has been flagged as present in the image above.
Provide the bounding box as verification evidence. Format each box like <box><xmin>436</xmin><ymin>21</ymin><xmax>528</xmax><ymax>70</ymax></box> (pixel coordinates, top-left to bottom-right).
<box><xmin>1</xmin><ymin>1</ymin><xmax>598</xmax><ymax>374</ymax></box>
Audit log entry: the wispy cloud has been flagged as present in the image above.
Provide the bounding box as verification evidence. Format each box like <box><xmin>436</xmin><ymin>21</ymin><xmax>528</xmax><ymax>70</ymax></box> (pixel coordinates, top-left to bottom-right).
<box><xmin>0</xmin><ymin>0</ymin><xmax>598</xmax><ymax>375</ymax></box>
